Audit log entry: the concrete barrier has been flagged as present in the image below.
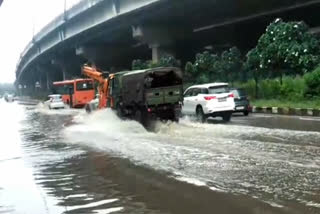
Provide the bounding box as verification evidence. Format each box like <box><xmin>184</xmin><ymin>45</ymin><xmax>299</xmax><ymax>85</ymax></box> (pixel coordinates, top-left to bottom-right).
<box><xmin>272</xmin><ymin>107</ymin><xmax>278</xmax><ymax>114</ymax></box>
<box><xmin>252</xmin><ymin>106</ymin><xmax>320</xmax><ymax>117</ymax></box>
<box><xmin>307</xmin><ymin>108</ymin><xmax>314</xmax><ymax>116</ymax></box>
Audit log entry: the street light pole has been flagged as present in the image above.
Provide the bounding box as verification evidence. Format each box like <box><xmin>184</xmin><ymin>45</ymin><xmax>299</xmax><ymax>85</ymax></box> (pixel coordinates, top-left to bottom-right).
<box><xmin>64</xmin><ymin>0</ymin><xmax>67</xmax><ymax>21</ymax></box>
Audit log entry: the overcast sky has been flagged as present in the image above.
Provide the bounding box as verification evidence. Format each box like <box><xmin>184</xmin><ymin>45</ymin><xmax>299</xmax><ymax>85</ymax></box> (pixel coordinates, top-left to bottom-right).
<box><xmin>0</xmin><ymin>0</ymin><xmax>80</xmax><ymax>83</ymax></box>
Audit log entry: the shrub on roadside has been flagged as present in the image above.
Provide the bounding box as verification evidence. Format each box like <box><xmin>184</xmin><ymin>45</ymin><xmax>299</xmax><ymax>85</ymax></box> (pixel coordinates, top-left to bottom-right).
<box><xmin>259</xmin><ymin>79</ymin><xmax>281</xmax><ymax>99</ymax></box>
<box><xmin>304</xmin><ymin>67</ymin><xmax>320</xmax><ymax>98</ymax></box>
<box><xmin>280</xmin><ymin>76</ymin><xmax>305</xmax><ymax>100</ymax></box>
<box><xmin>236</xmin><ymin>76</ymin><xmax>307</xmax><ymax>101</ymax></box>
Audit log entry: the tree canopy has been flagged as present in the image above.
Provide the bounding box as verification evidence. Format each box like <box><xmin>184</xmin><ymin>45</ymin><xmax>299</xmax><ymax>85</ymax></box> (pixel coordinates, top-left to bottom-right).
<box><xmin>252</xmin><ymin>18</ymin><xmax>320</xmax><ymax>78</ymax></box>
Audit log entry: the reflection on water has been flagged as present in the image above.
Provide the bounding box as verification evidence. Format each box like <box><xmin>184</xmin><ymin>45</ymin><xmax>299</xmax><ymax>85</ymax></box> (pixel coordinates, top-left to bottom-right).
<box><xmin>0</xmin><ymin>99</ymin><xmax>319</xmax><ymax>214</ymax></box>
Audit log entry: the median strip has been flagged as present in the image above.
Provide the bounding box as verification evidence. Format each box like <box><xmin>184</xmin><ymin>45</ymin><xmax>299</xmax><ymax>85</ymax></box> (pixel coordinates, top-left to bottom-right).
<box><xmin>252</xmin><ymin>106</ymin><xmax>320</xmax><ymax>117</ymax></box>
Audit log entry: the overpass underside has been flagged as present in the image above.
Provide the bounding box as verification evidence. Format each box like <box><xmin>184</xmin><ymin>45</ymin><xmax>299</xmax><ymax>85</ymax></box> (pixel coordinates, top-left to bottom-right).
<box><xmin>16</xmin><ymin>0</ymin><xmax>320</xmax><ymax>92</ymax></box>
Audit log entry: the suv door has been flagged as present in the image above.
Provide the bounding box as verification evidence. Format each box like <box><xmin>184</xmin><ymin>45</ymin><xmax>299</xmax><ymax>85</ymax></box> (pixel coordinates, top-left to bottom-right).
<box><xmin>190</xmin><ymin>88</ymin><xmax>201</xmax><ymax>114</ymax></box>
<box><xmin>182</xmin><ymin>88</ymin><xmax>194</xmax><ymax>114</ymax></box>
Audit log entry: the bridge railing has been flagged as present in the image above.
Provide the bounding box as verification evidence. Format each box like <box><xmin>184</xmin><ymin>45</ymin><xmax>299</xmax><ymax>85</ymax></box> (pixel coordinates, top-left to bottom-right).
<box><xmin>16</xmin><ymin>0</ymin><xmax>159</xmax><ymax>79</ymax></box>
<box><xmin>16</xmin><ymin>0</ymin><xmax>106</xmax><ymax>77</ymax></box>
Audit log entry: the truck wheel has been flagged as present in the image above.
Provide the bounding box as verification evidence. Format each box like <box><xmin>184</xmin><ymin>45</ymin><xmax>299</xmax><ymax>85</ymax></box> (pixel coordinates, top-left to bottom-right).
<box><xmin>243</xmin><ymin>111</ymin><xmax>249</xmax><ymax>116</ymax></box>
<box><xmin>222</xmin><ymin>112</ymin><xmax>232</xmax><ymax>122</ymax></box>
<box><xmin>173</xmin><ymin>113</ymin><xmax>180</xmax><ymax>123</ymax></box>
<box><xmin>134</xmin><ymin>109</ymin><xmax>142</xmax><ymax>123</ymax></box>
<box><xmin>116</xmin><ymin>104</ymin><xmax>123</xmax><ymax>118</ymax></box>
<box><xmin>196</xmin><ymin>106</ymin><xmax>206</xmax><ymax>123</ymax></box>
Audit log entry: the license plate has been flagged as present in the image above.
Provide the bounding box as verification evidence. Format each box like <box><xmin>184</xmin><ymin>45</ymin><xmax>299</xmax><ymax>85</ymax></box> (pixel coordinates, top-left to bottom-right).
<box><xmin>236</xmin><ymin>106</ymin><xmax>245</xmax><ymax>110</ymax></box>
<box><xmin>218</xmin><ymin>98</ymin><xmax>227</xmax><ymax>102</ymax></box>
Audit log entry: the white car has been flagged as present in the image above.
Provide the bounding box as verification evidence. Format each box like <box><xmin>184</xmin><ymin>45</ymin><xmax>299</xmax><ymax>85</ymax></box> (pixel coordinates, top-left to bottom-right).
<box><xmin>4</xmin><ymin>94</ymin><xmax>14</xmax><ymax>102</ymax></box>
<box><xmin>85</xmin><ymin>95</ymin><xmax>99</xmax><ymax>113</ymax></box>
<box><xmin>182</xmin><ymin>83</ymin><xmax>235</xmax><ymax>122</ymax></box>
<box><xmin>45</xmin><ymin>95</ymin><xmax>65</xmax><ymax>109</ymax></box>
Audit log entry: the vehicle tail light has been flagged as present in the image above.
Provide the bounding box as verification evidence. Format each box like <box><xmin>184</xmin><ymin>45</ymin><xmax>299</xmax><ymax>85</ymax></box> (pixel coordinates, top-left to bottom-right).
<box><xmin>204</xmin><ymin>96</ymin><xmax>216</xmax><ymax>100</ymax></box>
<box><xmin>147</xmin><ymin>108</ymin><xmax>152</xmax><ymax>112</ymax></box>
<box><xmin>228</xmin><ymin>93</ymin><xmax>234</xmax><ymax>98</ymax></box>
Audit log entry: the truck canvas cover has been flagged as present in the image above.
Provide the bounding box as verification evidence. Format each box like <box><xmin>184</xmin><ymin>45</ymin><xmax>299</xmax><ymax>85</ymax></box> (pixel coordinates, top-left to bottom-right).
<box><xmin>121</xmin><ymin>67</ymin><xmax>183</xmax><ymax>105</ymax></box>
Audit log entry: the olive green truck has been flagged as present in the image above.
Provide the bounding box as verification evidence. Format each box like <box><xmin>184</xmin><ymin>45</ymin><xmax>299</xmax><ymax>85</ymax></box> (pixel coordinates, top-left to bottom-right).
<box><xmin>106</xmin><ymin>67</ymin><xmax>183</xmax><ymax>126</ymax></box>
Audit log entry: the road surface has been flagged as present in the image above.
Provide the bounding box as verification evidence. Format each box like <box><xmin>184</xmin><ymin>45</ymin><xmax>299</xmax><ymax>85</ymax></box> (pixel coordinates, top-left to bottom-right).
<box><xmin>0</xmin><ymin>99</ymin><xmax>319</xmax><ymax>214</ymax></box>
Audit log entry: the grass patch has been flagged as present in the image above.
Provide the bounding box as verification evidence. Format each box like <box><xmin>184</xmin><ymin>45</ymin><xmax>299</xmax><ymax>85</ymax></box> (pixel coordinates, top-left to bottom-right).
<box><xmin>251</xmin><ymin>99</ymin><xmax>320</xmax><ymax>109</ymax></box>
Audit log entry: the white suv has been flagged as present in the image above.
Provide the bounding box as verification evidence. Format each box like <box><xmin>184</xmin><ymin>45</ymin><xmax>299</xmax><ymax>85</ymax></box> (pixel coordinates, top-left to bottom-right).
<box><xmin>182</xmin><ymin>83</ymin><xmax>235</xmax><ymax>122</ymax></box>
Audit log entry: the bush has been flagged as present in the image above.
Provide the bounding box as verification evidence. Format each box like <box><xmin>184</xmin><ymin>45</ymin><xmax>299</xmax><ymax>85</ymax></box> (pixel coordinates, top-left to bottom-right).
<box><xmin>304</xmin><ymin>67</ymin><xmax>320</xmax><ymax>98</ymax></box>
<box><xmin>280</xmin><ymin>76</ymin><xmax>305</xmax><ymax>100</ymax></box>
<box><xmin>236</xmin><ymin>76</ymin><xmax>307</xmax><ymax>100</ymax></box>
<box><xmin>259</xmin><ymin>79</ymin><xmax>281</xmax><ymax>99</ymax></box>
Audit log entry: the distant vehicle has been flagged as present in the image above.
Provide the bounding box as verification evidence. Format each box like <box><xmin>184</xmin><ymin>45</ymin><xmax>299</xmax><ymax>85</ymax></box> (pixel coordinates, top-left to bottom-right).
<box><xmin>44</xmin><ymin>95</ymin><xmax>65</xmax><ymax>109</ymax></box>
<box><xmin>230</xmin><ymin>88</ymin><xmax>251</xmax><ymax>116</ymax></box>
<box><xmin>53</xmin><ymin>79</ymin><xmax>95</xmax><ymax>108</ymax></box>
<box><xmin>4</xmin><ymin>94</ymin><xmax>14</xmax><ymax>102</ymax></box>
<box><xmin>182</xmin><ymin>83</ymin><xmax>235</xmax><ymax>122</ymax></box>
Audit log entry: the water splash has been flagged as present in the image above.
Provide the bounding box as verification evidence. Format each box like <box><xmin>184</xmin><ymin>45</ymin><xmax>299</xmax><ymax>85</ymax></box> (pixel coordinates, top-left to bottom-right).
<box><xmin>62</xmin><ymin>109</ymin><xmax>320</xmax><ymax>209</ymax></box>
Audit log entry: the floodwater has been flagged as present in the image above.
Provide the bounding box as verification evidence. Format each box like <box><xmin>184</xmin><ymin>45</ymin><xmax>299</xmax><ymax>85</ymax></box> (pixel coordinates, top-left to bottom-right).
<box><xmin>0</xmin><ymin>99</ymin><xmax>320</xmax><ymax>214</ymax></box>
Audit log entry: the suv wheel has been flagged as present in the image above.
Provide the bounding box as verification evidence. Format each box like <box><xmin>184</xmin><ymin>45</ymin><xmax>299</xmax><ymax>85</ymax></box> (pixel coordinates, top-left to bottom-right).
<box><xmin>243</xmin><ymin>111</ymin><xmax>249</xmax><ymax>116</ymax></box>
<box><xmin>196</xmin><ymin>106</ymin><xmax>206</xmax><ymax>123</ymax></box>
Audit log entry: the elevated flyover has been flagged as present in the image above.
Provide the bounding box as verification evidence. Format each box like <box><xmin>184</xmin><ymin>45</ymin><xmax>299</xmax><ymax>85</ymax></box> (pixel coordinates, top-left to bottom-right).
<box><xmin>15</xmin><ymin>0</ymin><xmax>320</xmax><ymax>91</ymax></box>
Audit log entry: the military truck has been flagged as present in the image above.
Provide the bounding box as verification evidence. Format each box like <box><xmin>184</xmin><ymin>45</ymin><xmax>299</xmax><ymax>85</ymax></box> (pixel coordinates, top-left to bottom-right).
<box><xmin>83</xmin><ymin>66</ymin><xmax>183</xmax><ymax>126</ymax></box>
<box><xmin>109</xmin><ymin>67</ymin><xmax>183</xmax><ymax>125</ymax></box>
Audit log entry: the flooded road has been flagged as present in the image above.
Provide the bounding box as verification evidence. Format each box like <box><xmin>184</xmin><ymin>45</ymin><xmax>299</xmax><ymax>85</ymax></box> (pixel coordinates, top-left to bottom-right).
<box><xmin>1</xmin><ymin>99</ymin><xmax>320</xmax><ymax>214</ymax></box>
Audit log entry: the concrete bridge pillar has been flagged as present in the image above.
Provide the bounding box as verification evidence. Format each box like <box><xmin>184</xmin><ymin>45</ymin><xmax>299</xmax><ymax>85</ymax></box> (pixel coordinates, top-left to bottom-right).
<box><xmin>51</xmin><ymin>58</ymin><xmax>71</xmax><ymax>81</ymax></box>
<box><xmin>46</xmin><ymin>71</ymin><xmax>51</xmax><ymax>90</ymax></box>
<box><xmin>35</xmin><ymin>65</ymin><xmax>54</xmax><ymax>92</ymax></box>
<box><xmin>132</xmin><ymin>25</ymin><xmax>177</xmax><ymax>63</ymax></box>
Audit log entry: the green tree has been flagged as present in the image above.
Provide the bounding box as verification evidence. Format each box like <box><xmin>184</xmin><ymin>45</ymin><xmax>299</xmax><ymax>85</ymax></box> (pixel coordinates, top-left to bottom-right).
<box><xmin>219</xmin><ymin>47</ymin><xmax>243</xmax><ymax>85</ymax></box>
<box><xmin>157</xmin><ymin>55</ymin><xmax>181</xmax><ymax>68</ymax></box>
<box><xmin>245</xmin><ymin>48</ymin><xmax>263</xmax><ymax>98</ymax></box>
<box><xmin>184</xmin><ymin>51</ymin><xmax>221</xmax><ymax>83</ymax></box>
<box><xmin>132</xmin><ymin>55</ymin><xmax>181</xmax><ymax>70</ymax></box>
<box><xmin>256</xmin><ymin>18</ymin><xmax>320</xmax><ymax>84</ymax></box>
<box><xmin>132</xmin><ymin>59</ymin><xmax>149</xmax><ymax>70</ymax></box>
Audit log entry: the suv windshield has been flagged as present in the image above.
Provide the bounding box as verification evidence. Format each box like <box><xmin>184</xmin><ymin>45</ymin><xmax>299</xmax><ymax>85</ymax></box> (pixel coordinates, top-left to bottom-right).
<box><xmin>208</xmin><ymin>86</ymin><xmax>229</xmax><ymax>94</ymax></box>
